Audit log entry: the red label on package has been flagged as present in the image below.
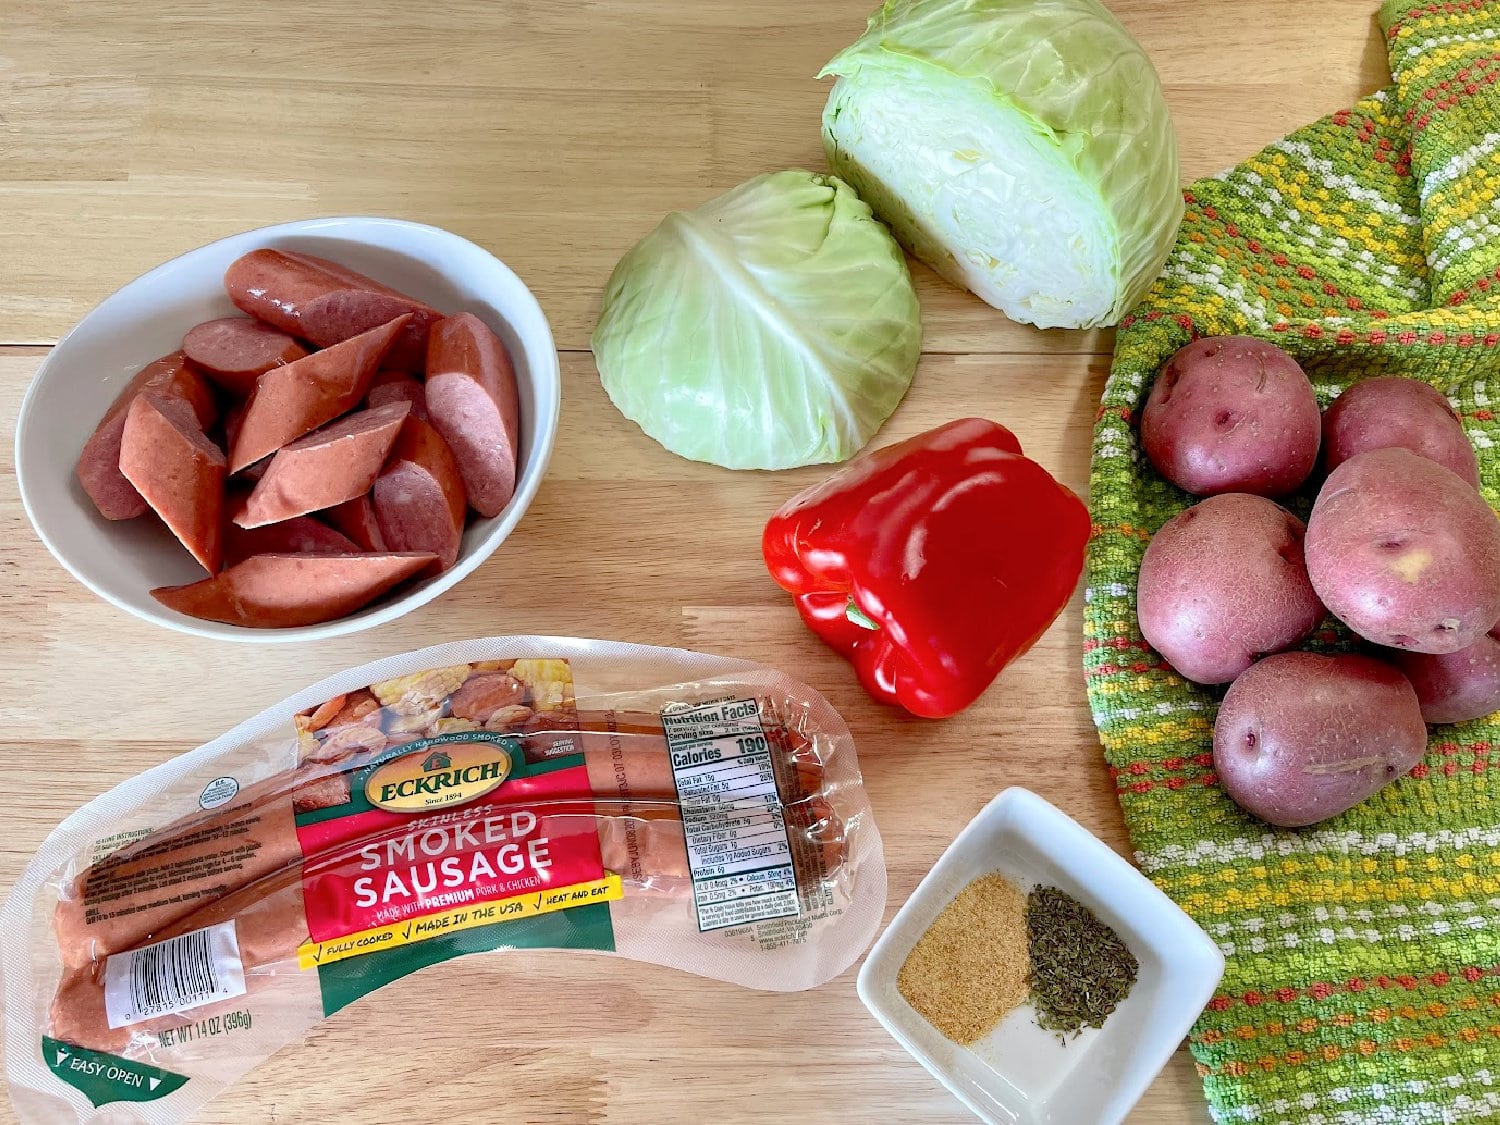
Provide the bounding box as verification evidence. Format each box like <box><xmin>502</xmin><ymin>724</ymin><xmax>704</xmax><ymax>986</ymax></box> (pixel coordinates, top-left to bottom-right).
<box><xmin>295</xmin><ymin>747</ymin><xmax>605</xmax><ymax>943</ymax></box>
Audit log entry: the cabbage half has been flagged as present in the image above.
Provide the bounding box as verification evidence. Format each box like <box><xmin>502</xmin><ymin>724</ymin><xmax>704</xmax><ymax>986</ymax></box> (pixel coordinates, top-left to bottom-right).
<box><xmin>820</xmin><ymin>0</ymin><xmax>1183</xmax><ymax>330</ymax></box>
<box><xmin>591</xmin><ymin>170</ymin><xmax>921</xmax><ymax>470</ymax></box>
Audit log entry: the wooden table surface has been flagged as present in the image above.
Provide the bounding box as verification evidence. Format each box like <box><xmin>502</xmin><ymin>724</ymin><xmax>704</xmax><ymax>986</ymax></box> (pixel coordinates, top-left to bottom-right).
<box><xmin>0</xmin><ymin>2</ymin><xmax>1392</xmax><ymax>1121</ymax></box>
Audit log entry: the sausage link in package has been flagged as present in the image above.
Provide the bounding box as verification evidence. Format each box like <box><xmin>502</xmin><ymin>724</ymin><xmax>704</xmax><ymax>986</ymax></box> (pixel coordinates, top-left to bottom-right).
<box><xmin>0</xmin><ymin>638</ymin><xmax>886</xmax><ymax>1123</ymax></box>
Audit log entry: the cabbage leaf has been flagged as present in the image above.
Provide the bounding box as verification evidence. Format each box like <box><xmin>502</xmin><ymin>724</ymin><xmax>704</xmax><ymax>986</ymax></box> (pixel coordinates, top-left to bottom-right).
<box><xmin>592</xmin><ymin>170</ymin><xmax>921</xmax><ymax>470</ymax></box>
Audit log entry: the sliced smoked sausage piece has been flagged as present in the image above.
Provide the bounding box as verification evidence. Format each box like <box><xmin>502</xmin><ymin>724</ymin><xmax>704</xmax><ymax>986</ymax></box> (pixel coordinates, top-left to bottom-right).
<box><xmin>367</xmin><ymin>369</ymin><xmax>428</xmax><ymax>420</ymax></box>
<box><xmin>235</xmin><ymin>401</ymin><xmax>410</xmax><ymax>528</ymax></box>
<box><xmin>221</xmin><ymin>403</ymin><xmax>268</xmax><ymax>481</ymax></box>
<box><xmin>224</xmin><ymin>249</ymin><xmax>440</xmax><ymax>371</ymax></box>
<box><xmin>182</xmin><ymin>316</ymin><xmax>307</xmax><ymax>397</ymax></box>
<box><xmin>373</xmin><ymin>416</ymin><xmax>467</xmax><ymax>570</ymax></box>
<box><xmin>323</xmin><ymin>494</ymin><xmax>386</xmax><ymax>551</ymax></box>
<box><xmin>224</xmin><ymin>513</ymin><xmax>358</xmax><ymax>565</ymax></box>
<box><xmin>118</xmin><ymin>393</ymin><xmax>226</xmax><ymax>573</ymax></box>
<box><xmin>151</xmin><ymin>551</ymin><xmax>438</xmax><ymax>628</ymax></box>
<box><xmin>425</xmin><ymin>312</ymin><xmax>521</xmax><ymax>517</ymax></box>
<box><xmin>229</xmin><ymin>314</ymin><xmax>409</xmax><ymax>472</ymax></box>
<box><xmin>75</xmin><ymin>353</ymin><xmax>218</xmax><ymax>521</ymax></box>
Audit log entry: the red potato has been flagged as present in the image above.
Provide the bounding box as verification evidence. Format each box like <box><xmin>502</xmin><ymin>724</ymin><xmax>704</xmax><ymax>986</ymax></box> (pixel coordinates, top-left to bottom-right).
<box><xmin>1141</xmin><ymin>336</ymin><xmax>1321</xmax><ymax>497</ymax></box>
<box><xmin>230</xmin><ymin>314</ymin><xmax>410</xmax><ymax>472</ymax></box>
<box><xmin>75</xmin><ymin>352</ymin><xmax>218</xmax><ymax>520</ymax></box>
<box><xmin>224</xmin><ymin>513</ymin><xmax>358</xmax><ymax>566</ymax></box>
<box><xmin>367</xmin><ymin>370</ymin><xmax>428</xmax><ymax>420</ymax></box>
<box><xmin>182</xmin><ymin>316</ymin><xmax>308</xmax><ymax>397</ymax></box>
<box><xmin>118</xmin><ymin>393</ymin><xmax>226</xmax><ymax>574</ymax></box>
<box><xmin>1137</xmin><ymin>494</ymin><xmax>1325</xmax><ymax>684</ymax></box>
<box><xmin>1306</xmin><ymin>447</ymin><xmax>1500</xmax><ymax>653</ymax></box>
<box><xmin>235</xmin><ymin>401</ymin><xmax>410</xmax><ymax>528</ymax></box>
<box><xmin>1213</xmin><ymin>651</ymin><xmax>1428</xmax><ymax>827</ymax></box>
<box><xmin>373</xmin><ymin>416</ymin><xmax>468</xmax><ymax>570</ymax></box>
<box><xmin>224</xmin><ymin>249</ymin><xmax>441</xmax><ymax>371</ymax></box>
<box><xmin>1322</xmin><ymin>377</ymin><xmax>1480</xmax><ymax>487</ymax></box>
<box><xmin>323</xmin><ymin>494</ymin><xmax>386</xmax><ymax>551</ymax></box>
<box><xmin>151</xmin><ymin>552</ymin><xmax>438</xmax><ymax>628</ymax></box>
<box><xmin>426</xmin><ymin>312</ymin><xmax>522</xmax><ymax>517</ymax></box>
<box><xmin>1392</xmin><ymin>626</ymin><xmax>1500</xmax><ymax>723</ymax></box>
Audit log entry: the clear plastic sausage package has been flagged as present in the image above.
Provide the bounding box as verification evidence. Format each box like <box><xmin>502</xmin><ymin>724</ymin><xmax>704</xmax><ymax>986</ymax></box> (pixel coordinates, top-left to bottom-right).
<box><xmin>0</xmin><ymin>638</ymin><xmax>887</xmax><ymax>1123</ymax></box>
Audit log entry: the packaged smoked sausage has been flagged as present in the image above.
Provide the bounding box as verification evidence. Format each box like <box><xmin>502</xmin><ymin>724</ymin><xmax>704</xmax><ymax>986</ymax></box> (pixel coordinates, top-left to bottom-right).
<box><xmin>0</xmin><ymin>638</ymin><xmax>886</xmax><ymax>1123</ymax></box>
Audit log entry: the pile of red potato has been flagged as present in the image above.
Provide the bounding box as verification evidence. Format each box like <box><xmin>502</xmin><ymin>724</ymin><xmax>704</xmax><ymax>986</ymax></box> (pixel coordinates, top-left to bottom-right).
<box><xmin>73</xmin><ymin>250</ymin><xmax>521</xmax><ymax>628</ymax></box>
<box><xmin>1134</xmin><ymin>336</ymin><xmax>1500</xmax><ymax>827</ymax></box>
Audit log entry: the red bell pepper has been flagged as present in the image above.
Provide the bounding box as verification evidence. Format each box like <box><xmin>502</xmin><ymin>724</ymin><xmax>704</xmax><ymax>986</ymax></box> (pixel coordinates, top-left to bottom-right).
<box><xmin>762</xmin><ymin>418</ymin><xmax>1090</xmax><ymax>718</ymax></box>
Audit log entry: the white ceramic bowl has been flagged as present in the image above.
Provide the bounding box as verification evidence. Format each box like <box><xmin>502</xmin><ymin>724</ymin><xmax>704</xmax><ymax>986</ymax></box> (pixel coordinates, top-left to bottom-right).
<box><xmin>14</xmin><ymin>217</ymin><xmax>561</xmax><ymax>642</ymax></box>
<box><xmin>858</xmin><ymin>787</ymin><xmax>1223</xmax><ymax>1125</ymax></box>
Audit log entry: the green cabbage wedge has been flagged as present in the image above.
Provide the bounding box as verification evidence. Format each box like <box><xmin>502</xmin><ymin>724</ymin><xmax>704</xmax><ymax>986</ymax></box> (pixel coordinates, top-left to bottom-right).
<box><xmin>591</xmin><ymin>170</ymin><xmax>922</xmax><ymax>470</ymax></box>
<box><xmin>821</xmin><ymin>0</ymin><xmax>1183</xmax><ymax>330</ymax></box>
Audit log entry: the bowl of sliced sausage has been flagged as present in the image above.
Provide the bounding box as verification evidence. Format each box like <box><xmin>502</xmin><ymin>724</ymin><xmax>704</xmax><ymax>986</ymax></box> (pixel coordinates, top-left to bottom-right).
<box><xmin>14</xmin><ymin>216</ymin><xmax>561</xmax><ymax>641</ymax></box>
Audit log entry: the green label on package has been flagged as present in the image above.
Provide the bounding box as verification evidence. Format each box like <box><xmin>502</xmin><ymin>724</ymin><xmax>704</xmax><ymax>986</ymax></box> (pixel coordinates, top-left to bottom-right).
<box><xmin>41</xmin><ymin>1036</ymin><xmax>188</xmax><ymax>1107</ymax></box>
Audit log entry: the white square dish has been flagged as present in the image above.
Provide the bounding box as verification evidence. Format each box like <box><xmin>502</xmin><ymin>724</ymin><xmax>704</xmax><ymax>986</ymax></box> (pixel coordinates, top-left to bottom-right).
<box><xmin>857</xmin><ymin>786</ymin><xmax>1223</xmax><ymax>1125</ymax></box>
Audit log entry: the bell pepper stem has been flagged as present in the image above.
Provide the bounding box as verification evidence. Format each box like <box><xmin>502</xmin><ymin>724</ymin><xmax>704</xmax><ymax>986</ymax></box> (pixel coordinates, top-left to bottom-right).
<box><xmin>845</xmin><ymin>598</ymin><xmax>880</xmax><ymax>631</ymax></box>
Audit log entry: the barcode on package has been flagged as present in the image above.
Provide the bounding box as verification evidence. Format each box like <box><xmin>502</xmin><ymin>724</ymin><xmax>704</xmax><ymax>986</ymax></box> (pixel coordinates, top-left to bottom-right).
<box><xmin>661</xmin><ymin>698</ymin><xmax>800</xmax><ymax>932</ymax></box>
<box><xmin>103</xmin><ymin>922</ymin><xmax>247</xmax><ymax>1029</ymax></box>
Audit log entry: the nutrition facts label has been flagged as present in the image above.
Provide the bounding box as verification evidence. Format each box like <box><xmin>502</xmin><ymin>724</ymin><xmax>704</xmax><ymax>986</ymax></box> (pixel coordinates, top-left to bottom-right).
<box><xmin>661</xmin><ymin>698</ymin><xmax>801</xmax><ymax>932</ymax></box>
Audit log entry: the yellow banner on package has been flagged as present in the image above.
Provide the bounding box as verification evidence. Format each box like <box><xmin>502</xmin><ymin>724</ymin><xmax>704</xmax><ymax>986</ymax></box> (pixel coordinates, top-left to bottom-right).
<box><xmin>297</xmin><ymin>874</ymin><xmax>624</xmax><ymax>970</ymax></box>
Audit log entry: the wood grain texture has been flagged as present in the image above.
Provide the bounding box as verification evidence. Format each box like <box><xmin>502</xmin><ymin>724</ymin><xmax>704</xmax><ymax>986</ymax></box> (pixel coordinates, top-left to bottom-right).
<box><xmin>1</xmin><ymin>0</ymin><xmax>1387</xmax><ymax>352</ymax></box>
<box><xmin>0</xmin><ymin>0</ymin><xmax>1393</xmax><ymax>1120</ymax></box>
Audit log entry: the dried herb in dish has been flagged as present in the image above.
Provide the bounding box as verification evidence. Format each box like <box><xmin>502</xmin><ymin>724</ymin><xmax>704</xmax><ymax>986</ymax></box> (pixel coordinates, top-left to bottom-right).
<box><xmin>1025</xmin><ymin>885</ymin><xmax>1138</xmax><ymax>1040</ymax></box>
